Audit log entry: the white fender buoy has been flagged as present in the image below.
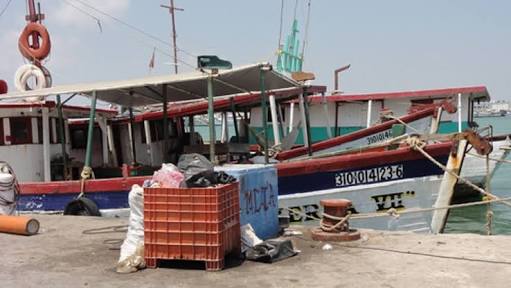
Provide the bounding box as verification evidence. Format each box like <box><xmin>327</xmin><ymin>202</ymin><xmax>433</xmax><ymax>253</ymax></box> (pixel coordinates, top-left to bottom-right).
<box><xmin>14</xmin><ymin>64</ymin><xmax>48</xmax><ymax>102</ymax></box>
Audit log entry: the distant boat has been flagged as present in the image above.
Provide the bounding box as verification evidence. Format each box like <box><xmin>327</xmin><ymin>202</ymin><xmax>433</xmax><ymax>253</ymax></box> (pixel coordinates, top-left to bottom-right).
<box><xmin>474</xmin><ymin>109</ymin><xmax>507</xmax><ymax>118</ymax></box>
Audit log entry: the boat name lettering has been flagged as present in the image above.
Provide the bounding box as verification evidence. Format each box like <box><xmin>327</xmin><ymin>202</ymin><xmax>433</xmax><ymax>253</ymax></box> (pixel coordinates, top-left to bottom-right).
<box><xmin>366</xmin><ymin>130</ymin><xmax>393</xmax><ymax>145</ymax></box>
<box><xmin>335</xmin><ymin>164</ymin><xmax>404</xmax><ymax>187</ymax></box>
<box><xmin>371</xmin><ymin>190</ymin><xmax>415</xmax><ymax>211</ymax></box>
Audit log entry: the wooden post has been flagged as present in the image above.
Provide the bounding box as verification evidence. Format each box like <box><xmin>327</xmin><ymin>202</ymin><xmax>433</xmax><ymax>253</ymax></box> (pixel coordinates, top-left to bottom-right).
<box><xmin>431</xmin><ymin>139</ymin><xmax>468</xmax><ymax>233</ymax></box>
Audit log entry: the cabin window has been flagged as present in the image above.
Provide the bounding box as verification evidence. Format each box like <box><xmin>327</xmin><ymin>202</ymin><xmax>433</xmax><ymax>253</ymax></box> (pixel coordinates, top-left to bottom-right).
<box><xmin>37</xmin><ymin>117</ymin><xmax>43</xmax><ymax>144</ymax></box>
<box><xmin>140</xmin><ymin>123</ymin><xmax>146</xmax><ymax>144</ymax></box>
<box><xmin>70</xmin><ymin>126</ymin><xmax>101</xmax><ymax>149</ymax></box>
<box><xmin>10</xmin><ymin>117</ymin><xmax>32</xmax><ymax>145</ymax></box>
<box><xmin>70</xmin><ymin>127</ymin><xmax>87</xmax><ymax>149</ymax></box>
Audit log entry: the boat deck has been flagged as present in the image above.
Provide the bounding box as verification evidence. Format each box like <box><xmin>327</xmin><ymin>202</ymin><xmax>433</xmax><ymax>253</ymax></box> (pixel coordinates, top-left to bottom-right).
<box><xmin>2</xmin><ymin>214</ymin><xmax>511</xmax><ymax>288</ymax></box>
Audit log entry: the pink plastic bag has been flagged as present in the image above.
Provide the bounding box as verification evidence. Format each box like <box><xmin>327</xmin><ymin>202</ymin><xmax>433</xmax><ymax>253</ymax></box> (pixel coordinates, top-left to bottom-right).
<box><xmin>152</xmin><ymin>164</ymin><xmax>184</xmax><ymax>188</ymax></box>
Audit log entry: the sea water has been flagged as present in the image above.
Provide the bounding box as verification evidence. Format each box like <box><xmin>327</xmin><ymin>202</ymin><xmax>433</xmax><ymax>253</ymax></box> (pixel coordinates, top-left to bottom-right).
<box><xmin>444</xmin><ymin>116</ymin><xmax>511</xmax><ymax>234</ymax></box>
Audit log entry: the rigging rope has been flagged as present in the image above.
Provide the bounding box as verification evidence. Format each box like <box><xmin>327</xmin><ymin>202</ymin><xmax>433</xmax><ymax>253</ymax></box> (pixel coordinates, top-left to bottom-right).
<box><xmin>301</xmin><ymin>0</ymin><xmax>311</xmax><ymax>62</ymax></box>
<box><xmin>277</xmin><ymin>0</ymin><xmax>284</xmax><ymax>49</ymax></box>
<box><xmin>384</xmin><ymin>114</ymin><xmax>422</xmax><ymax>134</ymax></box>
<box><xmin>0</xmin><ymin>0</ymin><xmax>13</xmax><ymax>18</ymax></box>
<box><xmin>62</xmin><ymin>0</ymin><xmax>197</xmax><ymax>67</ymax></box>
<box><xmin>406</xmin><ymin>137</ymin><xmax>511</xmax><ymax>208</ymax></box>
<box><xmin>283</xmin><ymin>195</ymin><xmax>511</xmax><ymax>223</ymax></box>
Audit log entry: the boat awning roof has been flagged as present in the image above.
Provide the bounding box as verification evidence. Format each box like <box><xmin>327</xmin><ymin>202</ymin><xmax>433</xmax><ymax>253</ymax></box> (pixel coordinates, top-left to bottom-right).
<box><xmin>301</xmin><ymin>86</ymin><xmax>491</xmax><ymax>104</ymax></box>
<box><xmin>112</xmin><ymin>85</ymin><xmax>326</xmax><ymax>123</ymax></box>
<box><xmin>0</xmin><ymin>63</ymin><xmax>300</xmax><ymax>107</ymax></box>
<box><xmin>0</xmin><ymin>101</ymin><xmax>118</xmax><ymax>118</ymax></box>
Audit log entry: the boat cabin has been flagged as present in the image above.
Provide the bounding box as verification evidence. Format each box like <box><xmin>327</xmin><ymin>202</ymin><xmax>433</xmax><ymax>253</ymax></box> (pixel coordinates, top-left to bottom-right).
<box><xmin>0</xmin><ymin>101</ymin><xmax>117</xmax><ymax>181</ymax></box>
<box><xmin>249</xmin><ymin>86</ymin><xmax>491</xmax><ymax>145</ymax></box>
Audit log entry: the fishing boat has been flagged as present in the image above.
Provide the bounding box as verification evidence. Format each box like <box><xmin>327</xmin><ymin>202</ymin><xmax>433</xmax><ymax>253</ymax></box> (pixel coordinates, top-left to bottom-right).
<box><xmin>0</xmin><ymin>62</ymin><xmax>490</xmax><ymax>233</ymax></box>
<box><xmin>0</xmin><ymin>0</ymin><xmax>492</xmax><ymax>233</ymax></box>
<box><xmin>262</xmin><ymin>87</ymin><xmax>511</xmax><ymax>185</ymax></box>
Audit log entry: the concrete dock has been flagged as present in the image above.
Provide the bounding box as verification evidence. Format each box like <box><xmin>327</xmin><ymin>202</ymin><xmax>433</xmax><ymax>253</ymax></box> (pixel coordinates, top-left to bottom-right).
<box><xmin>1</xmin><ymin>215</ymin><xmax>511</xmax><ymax>288</ymax></box>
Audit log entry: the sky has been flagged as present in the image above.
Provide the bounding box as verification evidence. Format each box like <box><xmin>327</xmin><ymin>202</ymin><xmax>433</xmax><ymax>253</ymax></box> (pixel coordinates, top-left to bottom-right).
<box><xmin>0</xmin><ymin>0</ymin><xmax>510</xmax><ymax>101</ymax></box>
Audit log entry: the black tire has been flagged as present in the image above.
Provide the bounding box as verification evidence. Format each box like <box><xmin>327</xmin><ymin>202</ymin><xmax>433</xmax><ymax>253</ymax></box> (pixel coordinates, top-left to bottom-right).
<box><xmin>63</xmin><ymin>197</ymin><xmax>101</xmax><ymax>216</ymax></box>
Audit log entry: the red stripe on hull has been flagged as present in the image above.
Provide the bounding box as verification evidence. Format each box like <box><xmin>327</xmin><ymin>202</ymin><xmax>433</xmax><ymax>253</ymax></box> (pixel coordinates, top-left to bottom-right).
<box><xmin>276</xmin><ymin>142</ymin><xmax>453</xmax><ymax>177</ymax></box>
<box><xmin>20</xmin><ymin>176</ymin><xmax>149</xmax><ymax>195</ymax></box>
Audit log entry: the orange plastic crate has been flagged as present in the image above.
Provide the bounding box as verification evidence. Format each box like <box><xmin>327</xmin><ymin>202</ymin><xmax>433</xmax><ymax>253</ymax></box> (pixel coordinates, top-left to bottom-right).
<box><xmin>144</xmin><ymin>182</ymin><xmax>241</xmax><ymax>271</ymax></box>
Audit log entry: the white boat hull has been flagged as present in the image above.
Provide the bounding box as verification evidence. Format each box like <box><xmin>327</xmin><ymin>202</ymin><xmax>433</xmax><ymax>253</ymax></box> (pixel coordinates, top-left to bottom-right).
<box><xmin>279</xmin><ymin>176</ymin><xmax>442</xmax><ymax>233</ymax></box>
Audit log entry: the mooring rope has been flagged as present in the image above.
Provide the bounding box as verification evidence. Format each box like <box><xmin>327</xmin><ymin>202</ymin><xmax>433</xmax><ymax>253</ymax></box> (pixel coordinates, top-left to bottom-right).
<box><xmin>282</xmin><ymin>196</ymin><xmax>511</xmax><ymax>223</ymax></box>
<box><xmin>406</xmin><ymin>136</ymin><xmax>511</xmax><ymax>209</ymax></box>
<box><xmin>384</xmin><ymin>114</ymin><xmax>422</xmax><ymax>134</ymax></box>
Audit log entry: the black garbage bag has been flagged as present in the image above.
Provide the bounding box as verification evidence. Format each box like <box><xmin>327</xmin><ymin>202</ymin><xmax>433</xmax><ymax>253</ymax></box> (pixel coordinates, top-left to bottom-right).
<box><xmin>177</xmin><ymin>153</ymin><xmax>216</xmax><ymax>187</ymax></box>
<box><xmin>215</xmin><ymin>171</ymin><xmax>237</xmax><ymax>184</ymax></box>
<box><xmin>245</xmin><ymin>239</ymin><xmax>298</xmax><ymax>263</ymax></box>
<box><xmin>177</xmin><ymin>154</ymin><xmax>238</xmax><ymax>188</ymax></box>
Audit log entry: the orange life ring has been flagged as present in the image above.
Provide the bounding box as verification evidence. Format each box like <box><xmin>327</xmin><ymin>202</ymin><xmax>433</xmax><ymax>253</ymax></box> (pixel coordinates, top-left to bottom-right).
<box><xmin>0</xmin><ymin>80</ymin><xmax>7</xmax><ymax>94</ymax></box>
<box><xmin>18</xmin><ymin>22</ymin><xmax>51</xmax><ymax>61</ymax></box>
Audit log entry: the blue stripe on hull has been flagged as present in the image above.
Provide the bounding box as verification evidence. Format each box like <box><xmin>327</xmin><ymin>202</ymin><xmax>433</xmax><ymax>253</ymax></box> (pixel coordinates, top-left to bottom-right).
<box><xmin>278</xmin><ymin>156</ymin><xmax>448</xmax><ymax>195</ymax></box>
<box><xmin>18</xmin><ymin>191</ymin><xmax>130</xmax><ymax>212</ymax></box>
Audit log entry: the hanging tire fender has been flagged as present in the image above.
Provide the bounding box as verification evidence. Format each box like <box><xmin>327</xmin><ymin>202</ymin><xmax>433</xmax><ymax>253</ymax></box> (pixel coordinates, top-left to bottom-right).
<box><xmin>63</xmin><ymin>197</ymin><xmax>101</xmax><ymax>216</ymax></box>
<box><xmin>18</xmin><ymin>22</ymin><xmax>51</xmax><ymax>61</ymax></box>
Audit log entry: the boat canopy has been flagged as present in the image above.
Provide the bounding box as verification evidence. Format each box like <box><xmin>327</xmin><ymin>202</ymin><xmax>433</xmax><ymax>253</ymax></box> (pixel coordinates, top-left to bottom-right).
<box><xmin>0</xmin><ymin>63</ymin><xmax>300</xmax><ymax>107</ymax></box>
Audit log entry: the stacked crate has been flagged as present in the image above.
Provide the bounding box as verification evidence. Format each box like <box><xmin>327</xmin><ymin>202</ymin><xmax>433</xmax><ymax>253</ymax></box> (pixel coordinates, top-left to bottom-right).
<box><xmin>144</xmin><ymin>182</ymin><xmax>241</xmax><ymax>271</ymax></box>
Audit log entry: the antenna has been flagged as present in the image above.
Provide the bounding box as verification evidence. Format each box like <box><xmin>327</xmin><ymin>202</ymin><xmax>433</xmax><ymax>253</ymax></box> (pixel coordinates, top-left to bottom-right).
<box><xmin>161</xmin><ymin>0</ymin><xmax>184</xmax><ymax>74</ymax></box>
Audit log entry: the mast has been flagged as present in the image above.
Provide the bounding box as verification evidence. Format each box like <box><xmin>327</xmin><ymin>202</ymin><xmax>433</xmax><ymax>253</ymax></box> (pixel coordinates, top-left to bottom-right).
<box><xmin>161</xmin><ymin>0</ymin><xmax>183</xmax><ymax>74</ymax></box>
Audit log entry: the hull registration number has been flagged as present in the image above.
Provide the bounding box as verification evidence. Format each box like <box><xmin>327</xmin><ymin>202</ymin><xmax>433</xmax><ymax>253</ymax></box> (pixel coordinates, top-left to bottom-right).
<box><xmin>335</xmin><ymin>164</ymin><xmax>404</xmax><ymax>187</ymax></box>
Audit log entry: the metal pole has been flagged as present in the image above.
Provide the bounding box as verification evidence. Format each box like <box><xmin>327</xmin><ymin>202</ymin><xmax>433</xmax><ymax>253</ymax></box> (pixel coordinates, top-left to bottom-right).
<box><xmin>84</xmin><ymin>91</ymin><xmax>97</xmax><ymax>169</ymax></box>
<box><xmin>162</xmin><ymin>85</ymin><xmax>169</xmax><ymax>163</ymax></box>
<box><xmin>334</xmin><ymin>64</ymin><xmax>351</xmax><ymax>92</ymax></box>
<box><xmin>207</xmin><ymin>76</ymin><xmax>216</xmax><ymax>162</ymax></box>
<box><xmin>334</xmin><ymin>102</ymin><xmax>339</xmax><ymax>137</ymax></box>
<box><xmin>161</xmin><ymin>0</ymin><xmax>183</xmax><ymax>74</ymax></box>
<box><xmin>366</xmin><ymin>99</ymin><xmax>373</xmax><ymax>128</ymax></box>
<box><xmin>260</xmin><ymin>69</ymin><xmax>269</xmax><ymax>164</ymax></box>
<box><xmin>170</xmin><ymin>0</ymin><xmax>178</xmax><ymax>74</ymax></box>
<box><xmin>129</xmin><ymin>107</ymin><xmax>137</xmax><ymax>164</ymax></box>
<box><xmin>269</xmin><ymin>94</ymin><xmax>280</xmax><ymax>146</ymax></box>
<box><xmin>288</xmin><ymin>102</ymin><xmax>295</xmax><ymax>133</ymax></box>
<box><xmin>457</xmin><ymin>93</ymin><xmax>462</xmax><ymax>132</ymax></box>
<box><xmin>230</xmin><ymin>98</ymin><xmax>240</xmax><ymax>143</ymax></box>
<box><xmin>302</xmin><ymin>88</ymin><xmax>313</xmax><ymax>156</ymax></box>
<box><xmin>56</xmin><ymin>94</ymin><xmax>68</xmax><ymax>180</ymax></box>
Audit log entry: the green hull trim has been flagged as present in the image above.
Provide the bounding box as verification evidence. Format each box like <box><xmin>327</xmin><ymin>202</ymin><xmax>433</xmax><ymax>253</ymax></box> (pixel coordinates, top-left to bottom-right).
<box><xmin>249</xmin><ymin>121</ymin><xmax>470</xmax><ymax>145</ymax></box>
